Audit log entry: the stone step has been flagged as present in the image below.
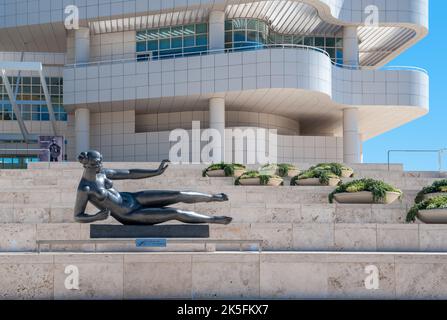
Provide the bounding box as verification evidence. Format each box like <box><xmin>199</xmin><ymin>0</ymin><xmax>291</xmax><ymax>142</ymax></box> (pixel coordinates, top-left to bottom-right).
<box><xmin>0</xmin><ymin>171</ymin><xmax>443</xmax><ymax>192</ymax></box>
<box><xmin>0</xmin><ymin>222</ymin><xmax>443</xmax><ymax>252</ymax></box>
<box><xmin>0</xmin><ymin>202</ymin><xmax>412</xmax><ymax>224</ymax></box>
<box><xmin>1</xmin><ymin>251</ymin><xmax>447</xmax><ymax>299</ymax></box>
<box><xmin>0</xmin><ymin>187</ymin><xmax>419</xmax><ymax>210</ymax></box>
<box><xmin>27</xmin><ymin>162</ymin><xmax>406</xmax><ymax>172</ymax></box>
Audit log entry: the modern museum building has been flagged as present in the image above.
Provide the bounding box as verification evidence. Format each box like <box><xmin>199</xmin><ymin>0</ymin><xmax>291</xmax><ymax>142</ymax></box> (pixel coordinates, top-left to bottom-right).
<box><xmin>0</xmin><ymin>0</ymin><xmax>429</xmax><ymax>166</ymax></box>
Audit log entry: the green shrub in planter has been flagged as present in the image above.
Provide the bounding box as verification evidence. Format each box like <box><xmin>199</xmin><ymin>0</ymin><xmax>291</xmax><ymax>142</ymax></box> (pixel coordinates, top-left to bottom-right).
<box><xmin>414</xmin><ymin>180</ymin><xmax>447</xmax><ymax>203</ymax></box>
<box><xmin>235</xmin><ymin>170</ymin><xmax>284</xmax><ymax>186</ymax></box>
<box><xmin>407</xmin><ymin>195</ymin><xmax>447</xmax><ymax>223</ymax></box>
<box><xmin>309</xmin><ymin>163</ymin><xmax>354</xmax><ymax>178</ymax></box>
<box><xmin>328</xmin><ymin>178</ymin><xmax>402</xmax><ymax>204</ymax></box>
<box><xmin>260</xmin><ymin>163</ymin><xmax>299</xmax><ymax>177</ymax></box>
<box><xmin>291</xmin><ymin>168</ymin><xmax>340</xmax><ymax>186</ymax></box>
<box><xmin>202</xmin><ymin>163</ymin><xmax>246</xmax><ymax>177</ymax></box>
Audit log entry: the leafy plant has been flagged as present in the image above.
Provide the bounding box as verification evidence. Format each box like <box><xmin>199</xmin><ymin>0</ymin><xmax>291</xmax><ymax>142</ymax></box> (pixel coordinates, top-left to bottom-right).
<box><xmin>407</xmin><ymin>195</ymin><xmax>447</xmax><ymax>223</ymax></box>
<box><xmin>202</xmin><ymin>163</ymin><xmax>246</xmax><ymax>177</ymax></box>
<box><xmin>308</xmin><ymin>163</ymin><xmax>354</xmax><ymax>177</ymax></box>
<box><xmin>414</xmin><ymin>180</ymin><xmax>447</xmax><ymax>203</ymax></box>
<box><xmin>260</xmin><ymin>163</ymin><xmax>298</xmax><ymax>177</ymax></box>
<box><xmin>328</xmin><ymin>178</ymin><xmax>402</xmax><ymax>204</ymax></box>
<box><xmin>291</xmin><ymin>168</ymin><xmax>339</xmax><ymax>186</ymax></box>
<box><xmin>235</xmin><ymin>170</ymin><xmax>282</xmax><ymax>186</ymax></box>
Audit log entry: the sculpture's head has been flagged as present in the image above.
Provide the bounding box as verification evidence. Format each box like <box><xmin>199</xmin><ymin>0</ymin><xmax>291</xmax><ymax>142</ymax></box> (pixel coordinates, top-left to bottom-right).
<box><xmin>78</xmin><ymin>150</ymin><xmax>103</xmax><ymax>172</ymax></box>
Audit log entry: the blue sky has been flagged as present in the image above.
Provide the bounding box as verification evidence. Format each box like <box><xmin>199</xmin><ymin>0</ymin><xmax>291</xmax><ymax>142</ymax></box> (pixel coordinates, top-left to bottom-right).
<box><xmin>363</xmin><ymin>1</ymin><xmax>446</xmax><ymax>171</ymax></box>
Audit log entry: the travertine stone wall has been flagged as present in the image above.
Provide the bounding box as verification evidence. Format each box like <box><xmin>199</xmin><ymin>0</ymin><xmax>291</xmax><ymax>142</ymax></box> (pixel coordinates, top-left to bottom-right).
<box><xmin>65</xmin><ymin>110</ymin><xmax>341</xmax><ymax>163</ymax></box>
<box><xmin>0</xmin><ymin>252</ymin><xmax>446</xmax><ymax>299</ymax></box>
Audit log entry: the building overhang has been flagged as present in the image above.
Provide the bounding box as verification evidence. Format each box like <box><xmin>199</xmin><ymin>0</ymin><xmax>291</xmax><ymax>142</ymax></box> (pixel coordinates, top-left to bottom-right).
<box><xmin>0</xmin><ymin>0</ymin><xmax>429</xmax><ymax>67</ymax></box>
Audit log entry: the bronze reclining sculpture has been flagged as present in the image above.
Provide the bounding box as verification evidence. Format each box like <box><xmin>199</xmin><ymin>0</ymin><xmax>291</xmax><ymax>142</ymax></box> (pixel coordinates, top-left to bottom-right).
<box><xmin>74</xmin><ymin>150</ymin><xmax>232</xmax><ymax>225</ymax></box>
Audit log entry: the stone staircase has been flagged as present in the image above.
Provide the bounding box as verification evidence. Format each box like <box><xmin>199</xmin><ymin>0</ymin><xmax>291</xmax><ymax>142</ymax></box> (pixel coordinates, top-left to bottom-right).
<box><xmin>1</xmin><ymin>162</ymin><xmax>447</xmax><ymax>299</ymax></box>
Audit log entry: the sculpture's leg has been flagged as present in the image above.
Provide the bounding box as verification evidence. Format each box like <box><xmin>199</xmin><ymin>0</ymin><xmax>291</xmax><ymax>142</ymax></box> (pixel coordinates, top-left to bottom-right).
<box><xmin>120</xmin><ymin>207</ymin><xmax>232</xmax><ymax>225</ymax></box>
<box><xmin>134</xmin><ymin>190</ymin><xmax>228</xmax><ymax>207</ymax></box>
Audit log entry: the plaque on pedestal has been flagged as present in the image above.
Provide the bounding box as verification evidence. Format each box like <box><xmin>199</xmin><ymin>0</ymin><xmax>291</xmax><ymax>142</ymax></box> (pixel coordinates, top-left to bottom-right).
<box><xmin>90</xmin><ymin>224</ymin><xmax>210</xmax><ymax>238</ymax></box>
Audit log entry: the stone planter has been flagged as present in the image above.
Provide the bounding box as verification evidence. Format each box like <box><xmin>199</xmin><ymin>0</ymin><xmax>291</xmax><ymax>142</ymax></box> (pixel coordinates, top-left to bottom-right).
<box><xmin>205</xmin><ymin>168</ymin><xmax>246</xmax><ymax>177</ymax></box>
<box><xmin>205</xmin><ymin>169</ymin><xmax>226</xmax><ymax>177</ymax></box>
<box><xmin>296</xmin><ymin>177</ymin><xmax>340</xmax><ymax>187</ymax></box>
<box><xmin>341</xmin><ymin>168</ymin><xmax>354</xmax><ymax>178</ymax></box>
<box><xmin>238</xmin><ymin>177</ymin><xmax>283</xmax><ymax>186</ymax></box>
<box><xmin>422</xmin><ymin>192</ymin><xmax>447</xmax><ymax>201</ymax></box>
<box><xmin>333</xmin><ymin>191</ymin><xmax>401</xmax><ymax>204</ymax></box>
<box><xmin>417</xmin><ymin>209</ymin><xmax>447</xmax><ymax>224</ymax></box>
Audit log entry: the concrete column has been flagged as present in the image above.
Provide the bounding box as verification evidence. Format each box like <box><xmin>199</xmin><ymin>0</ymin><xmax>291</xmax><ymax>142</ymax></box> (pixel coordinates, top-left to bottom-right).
<box><xmin>209</xmin><ymin>11</ymin><xmax>225</xmax><ymax>51</ymax></box>
<box><xmin>343</xmin><ymin>26</ymin><xmax>359</xmax><ymax>67</ymax></box>
<box><xmin>75</xmin><ymin>108</ymin><xmax>90</xmax><ymax>155</ymax></box>
<box><xmin>74</xmin><ymin>27</ymin><xmax>90</xmax><ymax>64</ymax></box>
<box><xmin>343</xmin><ymin>108</ymin><xmax>361</xmax><ymax>164</ymax></box>
<box><xmin>209</xmin><ymin>97</ymin><xmax>225</xmax><ymax>162</ymax></box>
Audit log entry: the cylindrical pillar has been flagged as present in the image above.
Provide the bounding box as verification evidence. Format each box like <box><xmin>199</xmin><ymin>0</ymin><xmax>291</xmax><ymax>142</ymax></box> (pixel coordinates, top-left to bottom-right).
<box><xmin>209</xmin><ymin>97</ymin><xmax>225</xmax><ymax>162</ymax></box>
<box><xmin>343</xmin><ymin>26</ymin><xmax>359</xmax><ymax>67</ymax></box>
<box><xmin>75</xmin><ymin>108</ymin><xmax>90</xmax><ymax>156</ymax></box>
<box><xmin>74</xmin><ymin>27</ymin><xmax>90</xmax><ymax>64</ymax></box>
<box><xmin>343</xmin><ymin>108</ymin><xmax>361</xmax><ymax>164</ymax></box>
<box><xmin>209</xmin><ymin>11</ymin><xmax>225</xmax><ymax>51</ymax></box>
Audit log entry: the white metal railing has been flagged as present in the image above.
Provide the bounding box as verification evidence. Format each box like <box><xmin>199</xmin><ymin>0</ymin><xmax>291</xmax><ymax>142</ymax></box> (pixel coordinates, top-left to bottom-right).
<box><xmin>379</xmin><ymin>65</ymin><xmax>428</xmax><ymax>74</ymax></box>
<box><xmin>64</xmin><ymin>44</ymin><xmax>331</xmax><ymax>68</ymax></box>
<box><xmin>64</xmin><ymin>43</ymin><xmax>428</xmax><ymax>74</ymax></box>
<box><xmin>387</xmin><ymin>149</ymin><xmax>447</xmax><ymax>172</ymax></box>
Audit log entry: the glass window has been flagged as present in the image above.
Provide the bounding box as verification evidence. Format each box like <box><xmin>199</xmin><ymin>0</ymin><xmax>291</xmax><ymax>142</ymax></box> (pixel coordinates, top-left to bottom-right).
<box><xmin>303</xmin><ymin>37</ymin><xmax>314</xmax><ymax>46</ymax></box>
<box><xmin>159</xmin><ymin>38</ymin><xmax>170</xmax><ymax>50</ymax></box>
<box><xmin>225</xmin><ymin>31</ymin><xmax>232</xmax><ymax>43</ymax></box>
<box><xmin>225</xmin><ymin>20</ymin><xmax>233</xmax><ymax>31</ymax></box>
<box><xmin>171</xmin><ymin>37</ymin><xmax>182</xmax><ymax>48</ymax></box>
<box><xmin>59</xmin><ymin>113</ymin><xmax>68</xmax><ymax>121</ymax></box>
<box><xmin>283</xmin><ymin>35</ymin><xmax>293</xmax><ymax>44</ymax></box>
<box><xmin>247</xmin><ymin>19</ymin><xmax>257</xmax><ymax>30</ymax></box>
<box><xmin>158</xmin><ymin>27</ymin><xmax>171</xmax><ymax>38</ymax></box>
<box><xmin>293</xmin><ymin>36</ymin><xmax>304</xmax><ymax>45</ymax></box>
<box><xmin>184</xmin><ymin>24</ymin><xmax>195</xmax><ymax>34</ymax></box>
<box><xmin>233</xmin><ymin>31</ymin><xmax>246</xmax><ymax>42</ymax></box>
<box><xmin>247</xmin><ymin>31</ymin><xmax>257</xmax><ymax>43</ymax></box>
<box><xmin>136</xmin><ymin>41</ymin><xmax>147</xmax><ymax>52</ymax></box>
<box><xmin>315</xmin><ymin>37</ymin><xmax>325</xmax><ymax>47</ymax></box>
<box><xmin>196</xmin><ymin>34</ymin><xmax>207</xmax><ymax>46</ymax></box>
<box><xmin>196</xmin><ymin>23</ymin><xmax>207</xmax><ymax>34</ymax></box>
<box><xmin>326</xmin><ymin>37</ymin><xmax>335</xmax><ymax>47</ymax></box>
<box><xmin>147</xmin><ymin>40</ymin><xmax>158</xmax><ymax>51</ymax></box>
<box><xmin>335</xmin><ymin>38</ymin><xmax>343</xmax><ymax>47</ymax></box>
<box><xmin>41</xmin><ymin>112</ymin><xmax>49</xmax><ymax>121</ymax></box>
<box><xmin>171</xmin><ymin>25</ymin><xmax>183</xmax><ymax>36</ymax></box>
<box><xmin>147</xmin><ymin>29</ymin><xmax>159</xmax><ymax>40</ymax></box>
<box><xmin>136</xmin><ymin>31</ymin><xmax>147</xmax><ymax>41</ymax></box>
<box><xmin>137</xmin><ymin>23</ymin><xmax>209</xmax><ymax>60</ymax></box>
<box><xmin>183</xmin><ymin>36</ymin><xmax>195</xmax><ymax>47</ymax></box>
<box><xmin>232</xmin><ymin>19</ymin><xmax>246</xmax><ymax>30</ymax></box>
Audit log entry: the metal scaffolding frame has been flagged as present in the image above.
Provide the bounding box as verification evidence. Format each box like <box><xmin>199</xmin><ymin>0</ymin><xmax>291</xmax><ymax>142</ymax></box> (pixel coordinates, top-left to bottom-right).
<box><xmin>0</xmin><ymin>61</ymin><xmax>58</xmax><ymax>142</ymax></box>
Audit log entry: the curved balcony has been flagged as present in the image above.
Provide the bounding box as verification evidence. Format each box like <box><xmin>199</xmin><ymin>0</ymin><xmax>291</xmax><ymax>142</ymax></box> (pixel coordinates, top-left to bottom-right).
<box><xmin>63</xmin><ymin>44</ymin><xmax>428</xmax><ymax>140</ymax></box>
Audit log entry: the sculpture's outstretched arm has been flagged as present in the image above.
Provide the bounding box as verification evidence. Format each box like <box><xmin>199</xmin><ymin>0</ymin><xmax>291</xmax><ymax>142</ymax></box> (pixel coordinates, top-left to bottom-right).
<box><xmin>74</xmin><ymin>187</ymin><xmax>109</xmax><ymax>223</ymax></box>
<box><xmin>104</xmin><ymin>160</ymin><xmax>170</xmax><ymax>180</ymax></box>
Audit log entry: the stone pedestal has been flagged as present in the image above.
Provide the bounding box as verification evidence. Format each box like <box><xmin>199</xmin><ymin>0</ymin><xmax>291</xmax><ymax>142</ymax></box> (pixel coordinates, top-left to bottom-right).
<box><xmin>90</xmin><ymin>224</ymin><xmax>210</xmax><ymax>238</ymax></box>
